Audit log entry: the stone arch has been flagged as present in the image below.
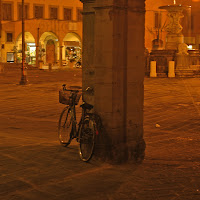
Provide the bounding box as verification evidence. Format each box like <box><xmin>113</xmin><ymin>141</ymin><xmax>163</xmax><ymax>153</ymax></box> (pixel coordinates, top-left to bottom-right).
<box><xmin>62</xmin><ymin>32</ymin><xmax>82</xmax><ymax>63</ymax></box>
<box><xmin>15</xmin><ymin>32</ymin><xmax>36</xmax><ymax>64</ymax></box>
<box><xmin>63</xmin><ymin>32</ymin><xmax>82</xmax><ymax>43</ymax></box>
<box><xmin>39</xmin><ymin>32</ymin><xmax>59</xmax><ymax>64</ymax></box>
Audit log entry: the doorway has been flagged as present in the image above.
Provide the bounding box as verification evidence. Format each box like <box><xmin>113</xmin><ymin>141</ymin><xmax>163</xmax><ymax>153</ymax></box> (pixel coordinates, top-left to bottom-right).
<box><xmin>46</xmin><ymin>39</ymin><xmax>55</xmax><ymax>64</ymax></box>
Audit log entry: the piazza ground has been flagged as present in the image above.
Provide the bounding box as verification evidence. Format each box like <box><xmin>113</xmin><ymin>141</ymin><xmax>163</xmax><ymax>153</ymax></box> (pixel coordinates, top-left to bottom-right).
<box><xmin>0</xmin><ymin>67</ymin><xmax>200</xmax><ymax>200</ymax></box>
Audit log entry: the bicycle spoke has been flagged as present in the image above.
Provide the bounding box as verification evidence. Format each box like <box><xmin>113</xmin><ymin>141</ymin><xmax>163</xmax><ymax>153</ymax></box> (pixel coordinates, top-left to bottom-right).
<box><xmin>58</xmin><ymin>107</ymin><xmax>73</xmax><ymax>147</ymax></box>
<box><xmin>79</xmin><ymin>119</ymin><xmax>95</xmax><ymax>162</ymax></box>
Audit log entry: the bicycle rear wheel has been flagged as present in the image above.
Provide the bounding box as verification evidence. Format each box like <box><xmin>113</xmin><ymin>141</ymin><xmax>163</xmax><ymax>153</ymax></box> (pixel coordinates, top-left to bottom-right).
<box><xmin>58</xmin><ymin>107</ymin><xmax>73</xmax><ymax>147</ymax></box>
<box><xmin>79</xmin><ymin>118</ymin><xmax>95</xmax><ymax>162</ymax></box>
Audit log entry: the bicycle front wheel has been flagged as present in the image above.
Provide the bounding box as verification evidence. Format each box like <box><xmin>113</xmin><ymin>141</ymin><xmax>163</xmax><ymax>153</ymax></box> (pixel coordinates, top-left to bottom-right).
<box><xmin>79</xmin><ymin>118</ymin><xmax>95</xmax><ymax>162</ymax></box>
<box><xmin>58</xmin><ymin>107</ymin><xmax>73</xmax><ymax>147</ymax></box>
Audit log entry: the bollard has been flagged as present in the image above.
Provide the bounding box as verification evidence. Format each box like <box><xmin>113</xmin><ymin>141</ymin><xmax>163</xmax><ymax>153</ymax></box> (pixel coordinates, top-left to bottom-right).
<box><xmin>39</xmin><ymin>61</ymin><xmax>43</xmax><ymax>69</ymax></box>
<box><xmin>0</xmin><ymin>63</ymin><xmax>4</xmax><ymax>73</ymax></box>
<box><xmin>168</xmin><ymin>61</ymin><xmax>175</xmax><ymax>77</ymax></box>
<box><xmin>49</xmin><ymin>63</ymin><xmax>52</xmax><ymax>71</ymax></box>
<box><xmin>150</xmin><ymin>61</ymin><xmax>157</xmax><ymax>77</ymax></box>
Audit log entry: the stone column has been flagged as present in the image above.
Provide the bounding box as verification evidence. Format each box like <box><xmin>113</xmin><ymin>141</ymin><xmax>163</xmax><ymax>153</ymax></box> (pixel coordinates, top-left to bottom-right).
<box><xmin>80</xmin><ymin>0</ymin><xmax>96</xmax><ymax>105</ymax></box>
<box><xmin>81</xmin><ymin>0</ymin><xmax>146</xmax><ymax>163</ymax></box>
<box><xmin>59</xmin><ymin>46</ymin><xmax>63</xmax><ymax>68</ymax></box>
<box><xmin>36</xmin><ymin>28</ymin><xmax>40</xmax><ymax>68</ymax></box>
<box><xmin>62</xmin><ymin>44</ymin><xmax>66</xmax><ymax>61</ymax></box>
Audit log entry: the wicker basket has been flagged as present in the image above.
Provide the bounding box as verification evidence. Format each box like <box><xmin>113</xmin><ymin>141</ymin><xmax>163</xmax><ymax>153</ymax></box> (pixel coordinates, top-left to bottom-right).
<box><xmin>59</xmin><ymin>89</ymin><xmax>81</xmax><ymax>105</ymax></box>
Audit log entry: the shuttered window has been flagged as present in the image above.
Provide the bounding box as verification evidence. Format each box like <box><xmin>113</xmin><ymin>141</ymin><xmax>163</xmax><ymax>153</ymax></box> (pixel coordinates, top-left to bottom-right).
<box><xmin>50</xmin><ymin>7</ymin><xmax>58</xmax><ymax>19</ymax></box>
<box><xmin>34</xmin><ymin>5</ymin><xmax>44</xmax><ymax>19</ymax></box>
<box><xmin>2</xmin><ymin>3</ymin><xmax>12</xmax><ymax>21</ymax></box>
<box><xmin>7</xmin><ymin>33</ymin><xmax>13</xmax><ymax>42</ymax></box>
<box><xmin>77</xmin><ymin>9</ymin><xmax>82</xmax><ymax>21</ymax></box>
<box><xmin>18</xmin><ymin>4</ymin><xmax>29</xmax><ymax>20</ymax></box>
<box><xmin>64</xmin><ymin>8</ymin><xmax>72</xmax><ymax>21</ymax></box>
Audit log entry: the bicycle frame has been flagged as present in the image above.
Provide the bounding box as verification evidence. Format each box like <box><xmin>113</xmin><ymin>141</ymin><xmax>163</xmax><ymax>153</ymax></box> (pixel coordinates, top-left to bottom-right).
<box><xmin>59</xmin><ymin>84</ymin><xmax>96</xmax><ymax>138</ymax></box>
<box><xmin>68</xmin><ymin>91</ymin><xmax>87</xmax><ymax>140</ymax></box>
<box><xmin>68</xmin><ymin>94</ymin><xmax>78</xmax><ymax>138</ymax></box>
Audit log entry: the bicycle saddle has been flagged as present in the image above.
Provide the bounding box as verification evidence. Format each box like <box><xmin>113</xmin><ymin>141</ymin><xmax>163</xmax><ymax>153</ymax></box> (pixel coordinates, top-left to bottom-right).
<box><xmin>80</xmin><ymin>102</ymin><xmax>94</xmax><ymax>110</ymax></box>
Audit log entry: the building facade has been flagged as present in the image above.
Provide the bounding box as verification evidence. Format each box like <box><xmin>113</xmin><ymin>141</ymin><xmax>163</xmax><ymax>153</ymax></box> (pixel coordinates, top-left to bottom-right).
<box><xmin>1</xmin><ymin>0</ymin><xmax>200</xmax><ymax>67</ymax></box>
<box><xmin>0</xmin><ymin>0</ymin><xmax>83</xmax><ymax>66</ymax></box>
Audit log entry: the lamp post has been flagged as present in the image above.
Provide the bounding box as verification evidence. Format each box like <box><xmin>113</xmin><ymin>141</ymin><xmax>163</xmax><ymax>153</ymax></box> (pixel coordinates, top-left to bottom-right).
<box><xmin>19</xmin><ymin>0</ymin><xmax>28</xmax><ymax>85</ymax></box>
<box><xmin>0</xmin><ymin>0</ymin><xmax>2</xmax><ymax>62</ymax></box>
<box><xmin>36</xmin><ymin>27</ymin><xmax>39</xmax><ymax>68</ymax></box>
<box><xmin>0</xmin><ymin>0</ymin><xmax>1</xmax><ymax>37</ymax></box>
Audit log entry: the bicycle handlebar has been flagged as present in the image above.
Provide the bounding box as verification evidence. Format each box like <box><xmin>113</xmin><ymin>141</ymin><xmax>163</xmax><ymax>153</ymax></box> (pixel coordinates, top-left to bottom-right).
<box><xmin>62</xmin><ymin>84</ymin><xmax>94</xmax><ymax>95</ymax></box>
<box><xmin>85</xmin><ymin>87</ymin><xmax>94</xmax><ymax>95</ymax></box>
<box><xmin>62</xmin><ymin>84</ymin><xmax>82</xmax><ymax>93</ymax></box>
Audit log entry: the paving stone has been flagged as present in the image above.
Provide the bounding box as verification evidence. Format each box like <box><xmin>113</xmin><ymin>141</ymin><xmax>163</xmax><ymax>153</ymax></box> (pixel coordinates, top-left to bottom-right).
<box><xmin>0</xmin><ymin>70</ymin><xmax>200</xmax><ymax>199</ymax></box>
<box><xmin>0</xmin><ymin>180</ymin><xmax>32</xmax><ymax>195</ymax></box>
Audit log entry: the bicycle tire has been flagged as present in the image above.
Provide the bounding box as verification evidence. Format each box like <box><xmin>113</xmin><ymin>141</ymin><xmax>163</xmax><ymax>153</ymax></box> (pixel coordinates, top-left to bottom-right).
<box><xmin>58</xmin><ymin>106</ymin><xmax>73</xmax><ymax>147</ymax></box>
<box><xmin>79</xmin><ymin>117</ymin><xmax>96</xmax><ymax>162</ymax></box>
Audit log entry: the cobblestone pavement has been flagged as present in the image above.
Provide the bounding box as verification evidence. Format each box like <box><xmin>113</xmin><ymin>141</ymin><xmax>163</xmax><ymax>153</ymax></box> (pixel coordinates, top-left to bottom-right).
<box><xmin>0</xmin><ymin>68</ymin><xmax>200</xmax><ymax>200</ymax></box>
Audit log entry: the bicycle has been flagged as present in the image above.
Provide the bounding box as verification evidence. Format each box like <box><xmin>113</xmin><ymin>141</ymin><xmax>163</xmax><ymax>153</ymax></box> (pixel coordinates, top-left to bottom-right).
<box><xmin>58</xmin><ymin>84</ymin><xmax>98</xmax><ymax>162</ymax></box>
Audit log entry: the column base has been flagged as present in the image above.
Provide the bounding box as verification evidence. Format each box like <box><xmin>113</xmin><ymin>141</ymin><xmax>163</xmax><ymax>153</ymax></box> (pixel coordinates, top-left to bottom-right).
<box><xmin>94</xmin><ymin>126</ymin><xmax>145</xmax><ymax>164</ymax></box>
<box><xmin>19</xmin><ymin>75</ymin><xmax>28</xmax><ymax>85</ymax></box>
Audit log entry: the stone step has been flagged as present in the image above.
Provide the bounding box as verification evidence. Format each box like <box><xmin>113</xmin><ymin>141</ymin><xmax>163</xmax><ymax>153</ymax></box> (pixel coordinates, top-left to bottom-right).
<box><xmin>1</xmin><ymin>63</ymin><xmax>38</xmax><ymax>71</ymax></box>
<box><xmin>157</xmin><ymin>73</ymin><xmax>167</xmax><ymax>77</ymax></box>
<box><xmin>175</xmin><ymin>70</ymin><xmax>200</xmax><ymax>77</ymax></box>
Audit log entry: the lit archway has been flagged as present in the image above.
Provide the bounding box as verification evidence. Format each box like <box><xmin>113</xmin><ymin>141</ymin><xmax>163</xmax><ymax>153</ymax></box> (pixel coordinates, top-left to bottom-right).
<box><xmin>15</xmin><ymin>32</ymin><xmax>36</xmax><ymax>64</ymax></box>
<box><xmin>39</xmin><ymin>32</ymin><xmax>59</xmax><ymax>64</ymax></box>
<box><xmin>63</xmin><ymin>32</ymin><xmax>82</xmax><ymax>64</ymax></box>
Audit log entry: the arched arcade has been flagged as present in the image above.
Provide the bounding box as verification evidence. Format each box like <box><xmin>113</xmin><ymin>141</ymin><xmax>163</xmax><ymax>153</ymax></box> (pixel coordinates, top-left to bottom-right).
<box><xmin>15</xmin><ymin>32</ymin><xmax>36</xmax><ymax>64</ymax></box>
<box><xmin>39</xmin><ymin>32</ymin><xmax>59</xmax><ymax>64</ymax></box>
<box><xmin>62</xmin><ymin>32</ymin><xmax>82</xmax><ymax>63</ymax></box>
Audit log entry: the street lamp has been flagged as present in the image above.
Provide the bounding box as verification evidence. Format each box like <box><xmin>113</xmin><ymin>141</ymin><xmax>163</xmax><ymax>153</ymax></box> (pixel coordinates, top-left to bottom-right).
<box><xmin>0</xmin><ymin>0</ymin><xmax>2</xmax><ymax>62</ymax></box>
<box><xmin>19</xmin><ymin>0</ymin><xmax>28</xmax><ymax>85</ymax></box>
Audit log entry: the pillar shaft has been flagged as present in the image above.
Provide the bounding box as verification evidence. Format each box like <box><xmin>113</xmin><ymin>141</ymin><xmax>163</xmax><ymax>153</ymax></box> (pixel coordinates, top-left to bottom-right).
<box><xmin>81</xmin><ymin>0</ymin><xmax>96</xmax><ymax>105</ymax></box>
<box><xmin>36</xmin><ymin>28</ymin><xmax>40</xmax><ymax>68</ymax></box>
<box><xmin>81</xmin><ymin>0</ymin><xmax>146</xmax><ymax>163</ymax></box>
<box><xmin>59</xmin><ymin>46</ymin><xmax>63</xmax><ymax>67</ymax></box>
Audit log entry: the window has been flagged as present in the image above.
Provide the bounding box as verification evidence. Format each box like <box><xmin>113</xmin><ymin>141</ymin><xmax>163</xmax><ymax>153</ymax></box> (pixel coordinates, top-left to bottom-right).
<box><xmin>7</xmin><ymin>52</ymin><xmax>14</xmax><ymax>62</ymax></box>
<box><xmin>64</xmin><ymin>8</ymin><xmax>72</xmax><ymax>21</ymax></box>
<box><xmin>50</xmin><ymin>7</ymin><xmax>58</xmax><ymax>19</ymax></box>
<box><xmin>18</xmin><ymin>4</ymin><xmax>29</xmax><ymax>20</ymax></box>
<box><xmin>6</xmin><ymin>33</ymin><xmax>13</xmax><ymax>42</ymax></box>
<box><xmin>77</xmin><ymin>9</ymin><xmax>82</xmax><ymax>21</ymax></box>
<box><xmin>2</xmin><ymin>3</ymin><xmax>12</xmax><ymax>21</ymax></box>
<box><xmin>154</xmin><ymin>12</ymin><xmax>162</xmax><ymax>28</ymax></box>
<box><xmin>34</xmin><ymin>5</ymin><xmax>44</xmax><ymax>19</ymax></box>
